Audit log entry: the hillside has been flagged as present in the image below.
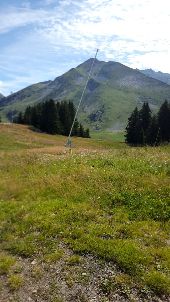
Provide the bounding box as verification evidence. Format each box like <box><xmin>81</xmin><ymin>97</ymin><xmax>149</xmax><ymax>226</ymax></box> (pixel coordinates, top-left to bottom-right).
<box><xmin>1</xmin><ymin>59</ymin><xmax>170</xmax><ymax>130</ymax></box>
<box><xmin>0</xmin><ymin>124</ymin><xmax>170</xmax><ymax>301</ymax></box>
<box><xmin>140</xmin><ymin>69</ymin><xmax>170</xmax><ymax>85</ymax></box>
<box><xmin>0</xmin><ymin>92</ymin><xmax>4</xmax><ymax>99</ymax></box>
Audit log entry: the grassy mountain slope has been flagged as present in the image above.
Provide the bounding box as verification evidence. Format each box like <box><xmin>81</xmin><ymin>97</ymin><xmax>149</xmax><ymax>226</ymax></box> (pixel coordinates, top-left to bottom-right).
<box><xmin>1</xmin><ymin>59</ymin><xmax>170</xmax><ymax>129</ymax></box>
<box><xmin>140</xmin><ymin>69</ymin><xmax>170</xmax><ymax>85</ymax></box>
<box><xmin>0</xmin><ymin>124</ymin><xmax>170</xmax><ymax>301</ymax></box>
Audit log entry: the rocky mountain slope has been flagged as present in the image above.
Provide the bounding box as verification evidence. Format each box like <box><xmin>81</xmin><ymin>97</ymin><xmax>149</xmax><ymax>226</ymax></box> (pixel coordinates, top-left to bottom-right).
<box><xmin>1</xmin><ymin>59</ymin><xmax>170</xmax><ymax>130</ymax></box>
<box><xmin>140</xmin><ymin>69</ymin><xmax>170</xmax><ymax>85</ymax></box>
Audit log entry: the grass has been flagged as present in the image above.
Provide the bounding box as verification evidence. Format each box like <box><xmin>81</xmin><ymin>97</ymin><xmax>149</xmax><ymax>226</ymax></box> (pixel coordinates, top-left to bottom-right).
<box><xmin>0</xmin><ymin>253</ymin><xmax>16</xmax><ymax>274</ymax></box>
<box><xmin>0</xmin><ymin>123</ymin><xmax>170</xmax><ymax>298</ymax></box>
<box><xmin>8</xmin><ymin>274</ymin><xmax>24</xmax><ymax>291</ymax></box>
<box><xmin>90</xmin><ymin>130</ymin><xmax>125</xmax><ymax>142</ymax></box>
<box><xmin>66</xmin><ymin>255</ymin><xmax>82</xmax><ymax>266</ymax></box>
<box><xmin>44</xmin><ymin>249</ymin><xmax>64</xmax><ymax>263</ymax></box>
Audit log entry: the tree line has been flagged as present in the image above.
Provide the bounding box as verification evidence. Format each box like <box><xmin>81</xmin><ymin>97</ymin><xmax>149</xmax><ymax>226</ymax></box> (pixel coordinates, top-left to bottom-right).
<box><xmin>14</xmin><ymin>99</ymin><xmax>90</xmax><ymax>138</ymax></box>
<box><xmin>125</xmin><ymin>100</ymin><xmax>170</xmax><ymax>146</ymax></box>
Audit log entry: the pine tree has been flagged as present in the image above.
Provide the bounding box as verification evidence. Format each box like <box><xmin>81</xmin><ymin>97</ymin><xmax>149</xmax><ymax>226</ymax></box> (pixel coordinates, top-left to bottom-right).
<box><xmin>58</xmin><ymin>101</ymin><xmax>71</xmax><ymax>135</ymax></box>
<box><xmin>40</xmin><ymin>99</ymin><xmax>59</xmax><ymax>134</ymax></box>
<box><xmin>55</xmin><ymin>103</ymin><xmax>62</xmax><ymax>134</ymax></box>
<box><xmin>158</xmin><ymin>100</ymin><xmax>170</xmax><ymax>142</ymax></box>
<box><xmin>147</xmin><ymin>115</ymin><xmax>160</xmax><ymax>146</ymax></box>
<box><xmin>125</xmin><ymin>107</ymin><xmax>141</xmax><ymax>145</ymax></box>
<box><xmin>15</xmin><ymin>99</ymin><xmax>89</xmax><ymax>138</ymax></box>
<box><xmin>79</xmin><ymin>123</ymin><xmax>85</xmax><ymax>137</ymax></box>
<box><xmin>39</xmin><ymin>102</ymin><xmax>47</xmax><ymax>132</ymax></box>
<box><xmin>23</xmin><ymin>106</ymin><xmax>32</xmax><ymax>125</ymax></box>
<box><xmin>72</xmin><ymin>119</ymin><xmax>79</xmax><ymax>136</ymax></box>
<box><xmin>125</xmin><ymin>101</ymin><xmax>170</xmax><ymax>146</ymax></box>
<box><xmin>16</xmin><ymin>112</ymin><xmax>24</xmax><ymax>124</ymax></box>
<box><xmin>140</xmin><ymin>102</ymin><xmax>151</xmax><ymax>131</ymax></box>
<box><xmin>68</xmin><ymin>101</ymin><xmax>76</xmax><ymax>122</ymax></box>
<box><xmin>139</xmin><ymin>102</ymin><xmax>152</xmax><ymax>144</ymax></box>
<box><xmin>84</xmin><ymin>128</ymin><xmax>90</xmax><ymax>138</ymax></box>
<box><xmin>135</xmin><ymin>117</ymin><xmax>144</xmax><ymax>145</ymax></box>
<box><xmin>31</xmin><ymin>106</ymin><xmax>40</xmax><ymax>128</ymax></box>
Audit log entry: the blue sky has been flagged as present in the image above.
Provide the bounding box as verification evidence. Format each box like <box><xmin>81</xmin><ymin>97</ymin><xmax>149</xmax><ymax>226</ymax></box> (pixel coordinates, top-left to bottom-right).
<box><xmin>0</xmin><ymin>0</ymin><xmax>170</xmax><ymax>95</ymax></box>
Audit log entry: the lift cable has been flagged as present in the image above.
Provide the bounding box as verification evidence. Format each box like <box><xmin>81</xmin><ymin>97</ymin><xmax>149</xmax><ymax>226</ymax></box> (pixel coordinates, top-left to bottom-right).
<box><xmin>65</xmin><ymin>49</ymin><xmax>99</xmax><ymax>148</ymax></box>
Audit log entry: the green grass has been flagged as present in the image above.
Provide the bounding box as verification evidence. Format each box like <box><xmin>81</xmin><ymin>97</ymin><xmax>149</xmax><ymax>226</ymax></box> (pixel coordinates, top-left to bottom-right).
<box><xmin>0</xmin><ymin>124</ymin><xmax>170</xmax><ymax>297</ymax></box>
<box><xmin>0</xmin><ymin>253</ymin><xmax>16</xmax><ymax>274</ymax></box>
<box><xmin>91</xmin><ymin>130</ymin><xmax>125</xmax><ymax>142</ymax></box>
<box><xmin>44</xmin><ymin>249</ymin><xmax>64</xmax><ymax>263</ymax></box>
<box><xmin>8</xmin><ymin>274</ymin><xmax>24</xmax><ymax>291</ymax></box>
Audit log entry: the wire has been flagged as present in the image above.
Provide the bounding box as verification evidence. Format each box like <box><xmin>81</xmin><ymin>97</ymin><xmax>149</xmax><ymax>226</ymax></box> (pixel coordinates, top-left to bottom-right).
<box><xmin>66</xmin><ymin>49</ymin><xmax>99</xmax><ymax>147</ymax></box>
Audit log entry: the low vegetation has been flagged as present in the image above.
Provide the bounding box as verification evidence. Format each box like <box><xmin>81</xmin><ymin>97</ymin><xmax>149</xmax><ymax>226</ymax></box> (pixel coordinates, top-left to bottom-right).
<box><xmin>0</xmin><ymin>124</ymin><xmax>169</xmax><ymax>301</ymax></box>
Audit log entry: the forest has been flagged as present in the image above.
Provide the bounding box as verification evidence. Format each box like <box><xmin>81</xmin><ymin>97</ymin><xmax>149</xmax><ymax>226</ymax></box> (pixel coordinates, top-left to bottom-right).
<box><xmin>125</xmin><ymin>100</ymin><xmax>170</xmax><ymax>145</ymax></box>
<box><xmin>14</xmin><ymin>99</ymin><xmax>90</xmax><ymax>138</ymax></box>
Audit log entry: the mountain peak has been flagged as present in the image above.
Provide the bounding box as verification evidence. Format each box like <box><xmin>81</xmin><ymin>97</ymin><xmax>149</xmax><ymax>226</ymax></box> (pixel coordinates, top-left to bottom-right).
<box><xmin>1</xmin><ymin>58</ymin><xmax>170</xmax><ymax>130</ymax></box>
<box><xmin>144</xmin><ymin>68</ymin><xmax>154</xmax><ymax>72</ymax></box>
<box><xmin>77</xmin><ymin>57</ymin><xmax>100</xmax><ymax>68</ymax></box>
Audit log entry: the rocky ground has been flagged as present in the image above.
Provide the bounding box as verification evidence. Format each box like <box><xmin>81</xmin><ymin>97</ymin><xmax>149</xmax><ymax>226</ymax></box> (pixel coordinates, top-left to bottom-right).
<box><xmin>1</xmin><ymin>244</ymin><xmax>169</xmax><ymax>302</ymax></box>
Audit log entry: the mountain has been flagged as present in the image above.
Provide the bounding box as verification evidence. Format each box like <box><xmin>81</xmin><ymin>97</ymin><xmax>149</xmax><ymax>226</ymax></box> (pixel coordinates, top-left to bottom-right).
<box><xmin>140</xmin><ymin>69</ymin><xmax>170</xmax><ymax>85</ymax></box>
<box><xmin>1</xmin><ymin>59</ymin><xmax>170</xmax><ymax>130</ymax></box>
<box><xmin>0</xmin><ymin>93</ymin><xmax>4</xmax><ymax>99</ymax></box>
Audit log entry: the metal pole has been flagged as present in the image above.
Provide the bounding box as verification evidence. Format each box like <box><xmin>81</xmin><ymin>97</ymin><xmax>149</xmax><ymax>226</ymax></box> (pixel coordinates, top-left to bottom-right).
<box><xmin>66</xmin><ymin>49</ymin><xmax>99</xmax><ymax>147</ymax></box>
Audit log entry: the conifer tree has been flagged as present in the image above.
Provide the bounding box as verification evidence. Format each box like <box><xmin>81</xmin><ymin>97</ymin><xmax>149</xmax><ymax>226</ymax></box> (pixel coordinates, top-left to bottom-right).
<box><xmin>125</xmin><ymin>107</ymin><xmax>140</xmax><ymax>145</ymax></box>
<box><xmin>84</xmin><ymin>128</ymin><xmax>90</xmax><ymax>138</ymax></box>
<box><xmin>16</xmin><ymin>112</ymin><xmax>24</xmax><ymax>124</ymax></box>
<box><xmin>40</xmin><ymin>99</ymin><xmax>60</xmax><ymax>134</ymax></box>
<box><xmin>125</xmin><ymin>101</ymin><xmax>170</xmax><ymax>146</ymax></box>
<box><xmin>14</xmin><ymin>99</ymin><xmax>90</xmax><ymax>138</ymax></box>
<box><xmin>72</xmin><ymin>118</ymin><xmax>79</xmax><ymax>136</ymax></box>
<box><xmin>68</xmin><ymin>101</ymin><xmax>75</xmax><ymax>122</ymax></box>
<box><xmin>147</xmin><ymin>115</ymin><xmax>160</xmax><ymax>146</ymax></box>
<box><xmin>139</xmin><ymin>102</ymin><xmax>151</xmax><ymax>144</ymax></box>
<box><xmin>135</xmin><ymin>117</ymin><xmax>144</xmax><ymax>145</ymax></box>
<box><xmin>59</xmin><ymin>101</ymin><xmax>72</xmax><ymax>135</ymax></box>
<box><xmin>79</xmin><ymin>123</ymin><xmax>85</xmax><ymax>137</ymax></box>
<box><xmin>140</xmin><ymin>102</ymin><xmax>151</xmax><ymax>132</ymax></box>
<box><xmin>31</xmin><ymin>105</ymin><xmax>41</xmax><ymax>128</ymax></box>
<box><xmin>23</xmin><ymin>106</ymin><xmax>32</xmax><ymax>125</ymax></box>
<box><xmin>158</xmin><ymin>100</ymin><xmax>170</xmax><ymax>142</ymax></box>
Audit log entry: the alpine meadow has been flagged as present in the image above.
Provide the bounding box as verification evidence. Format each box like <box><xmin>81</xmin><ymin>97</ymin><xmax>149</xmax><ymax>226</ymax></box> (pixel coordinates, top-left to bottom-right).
<box><xmin>0</xmin><ymin>123</ymin><xmax>169</xmax><ymax>301</ymax></box>
<box><xmin>0</xmin><ymin>59</ymin><xmax>170</xmax><ymax>301</ymax></box>
<box><xmin>1</xmin><ymin>0</ymin><xmax>170</xmax><ymax>300</ymax></box>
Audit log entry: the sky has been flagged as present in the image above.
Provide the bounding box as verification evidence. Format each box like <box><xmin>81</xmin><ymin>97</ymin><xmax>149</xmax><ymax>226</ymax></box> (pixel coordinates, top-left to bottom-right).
<box><xmin>0</xmin><ymin>0</ymin><xmax>170</xmax><ymax>96</ymax></box>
